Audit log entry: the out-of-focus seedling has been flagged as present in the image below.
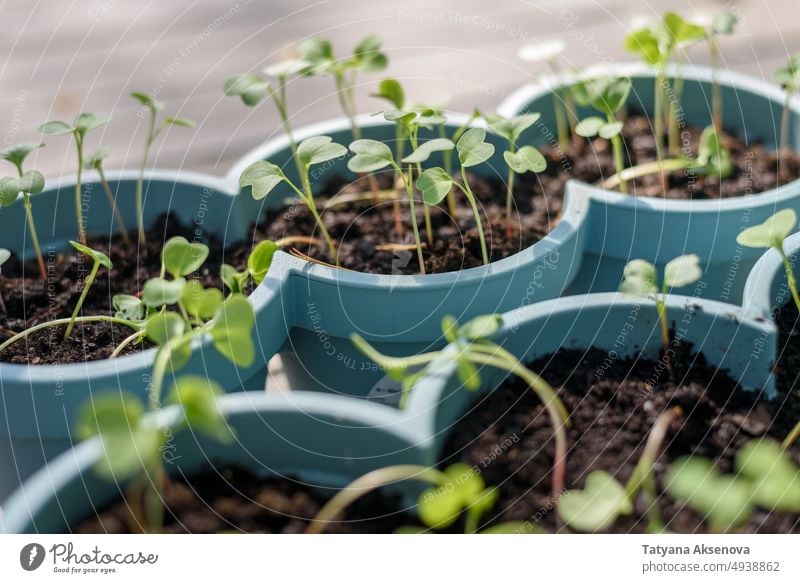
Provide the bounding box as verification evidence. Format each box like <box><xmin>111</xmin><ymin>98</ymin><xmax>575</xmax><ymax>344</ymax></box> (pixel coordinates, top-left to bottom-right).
<box><xmin>0</xmin><ymin>248</ymin><xmax>9</xmax><ymax>314</ymax></box>
<box><xmin>698</xmin><ymin>11</ymin><xmax>738</xmax><ymax>131</ymax></box>
<box><xmin>773</xmin><ymin>52</ymin><xmax>800</xmax><ymax>183</ymax></box>
<box><xmin>63</xmin><ymin>242</ymin><xmax>113</xmax><ymax>341</ymax></box>
<box><xmin>84</xmin><ymin>145</ymin><xmax>130</xmax><ymax>243</ymax></box>
<box><xmin>0</xmin><ymin>143</ymin><xmax>47</xmax><ymax>278</ymax></box>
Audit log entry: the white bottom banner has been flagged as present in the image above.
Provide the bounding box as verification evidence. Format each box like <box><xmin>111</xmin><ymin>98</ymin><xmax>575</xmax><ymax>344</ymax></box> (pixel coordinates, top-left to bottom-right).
<box><xmin>0</xmin><ymin>534</ymin><xmax>797</xmax><ymax>581</ymax></box>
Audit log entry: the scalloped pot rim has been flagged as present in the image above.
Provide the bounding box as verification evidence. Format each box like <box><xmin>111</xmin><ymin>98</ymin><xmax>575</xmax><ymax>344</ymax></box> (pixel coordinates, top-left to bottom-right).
<box><xmin>1</xmin><ymin>61</ymin><xmax>798</xmax><ymax>380</ymax></box>
<box><xmin>741</xmin><ymin>231</ymin><xmax>800</xmax><ymax>317</ymax></box>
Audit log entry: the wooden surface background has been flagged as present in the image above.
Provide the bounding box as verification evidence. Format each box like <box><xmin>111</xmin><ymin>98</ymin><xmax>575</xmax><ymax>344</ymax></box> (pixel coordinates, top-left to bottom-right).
<box><xmin>1</xmin><ymin>0</ymin><xmax>797</xmax><ymax>179</ymax></box>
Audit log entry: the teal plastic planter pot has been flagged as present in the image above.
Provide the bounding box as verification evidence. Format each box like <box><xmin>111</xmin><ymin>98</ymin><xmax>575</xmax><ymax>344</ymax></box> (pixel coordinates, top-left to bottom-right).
<box><xmin>742</xmin><ymin>231</ymin><xmax>800</xmax><ymax>319</ymax></box>
<box><xmin>0</xmin><ymin>170</ymin><xmax>290</xmax><ymax>501</ymax></box>
<box><xmin>228</xmin><ymin>115</ymin><xmax>590</xmax><ymax>399</ymax></box>
<box><xmin>498</xmin><ymin>63</ymin><xmax>800</xmax><ymax>305</ymax></box>
<box><xmin>0</xmin><ymin>292</ymin><xmax>776</xmax><ymax>533</ymax></box>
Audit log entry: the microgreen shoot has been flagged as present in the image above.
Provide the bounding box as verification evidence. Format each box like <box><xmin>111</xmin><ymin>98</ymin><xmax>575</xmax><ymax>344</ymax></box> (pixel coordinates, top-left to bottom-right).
<box><xmin>0</xmin><ymin>143</ymin><xmax>47</xmax><ymax>278</ymax></box>
<box><xmin>351</xmin><ymin>314</ymin><xmax>570</xmax><ymax>502</ymax></box>
<box><xmin>736</xmin><ymin>209</ymin><xmax>800</xmax><ymax>312</ymax></box>
<box><xmin>488</xmin><ymin>114</ymin><xmax>547</xmax><ymax>224</ymax></box>
<box><xmin>0</xmin><ymin>248</ymin><xmax>9</xmax><ymax>314</ymax></box>
<box><xmin>371</xmin><ymin>78</ymin><xmax>409</xmax><ymax>233</ymax></box>
<box><xmin>130</xmin><ymin>92</ymin><xmax>196</xmax><ymax>245</ymax></box>
<box><xmin>559</xmin><ymin>407</ymin><xmax>681</xmax><ymax>532</ymax></box>
<box><xmin>84</xmin><ymin>145</ymin><xmax>130</xmax><ymax>243</ymax></box>
<box><xmin>666</xmin><ymin>439</ymin><xmax>800</xmax><ymax>532</ymax></box>
<box><xmin>221</xmin><ymin>240</ymin><xmax>279</xmax><ymax>294</ymax></box>
<box><xmin>518</xmin><ymin>39</ymin><xmax>574</xmax><ymax>149</ymax></box>
<box><xmin>700</xmin><ymin>11</ymin><xmax>738</xmax><ymax>131</ymax></box>
<box><xmin>240</xmin><ymin>136</ymin><xmax>345</xmax><ymax>264</ymax></box>
<box><xmin>619</xmin><ymin>254</ymin><xmax>703</xmax><ymax>357</ymax></box>
<box><xmin>40</xmin><ymin>113</ymin><xmax>111</xmax><ymax>244</ymax></box>
<box><xmin>63</xmin><ymin>242</ymin><xmax>112</xmax><ymax>341</ymax></box>
<box><xmin>416</xmin><ymin>128</ymin><xmax>495</xmax><ymax>264</ymax></box>
<box><xmin>572</xmin><ymin>76</ymin><xmax>632</xmax><ymax>192</ymax></box>
<box><xmin>773</xmin><ymin>52</ymin><xmax>800</xmax><ymax>183</ymax></box>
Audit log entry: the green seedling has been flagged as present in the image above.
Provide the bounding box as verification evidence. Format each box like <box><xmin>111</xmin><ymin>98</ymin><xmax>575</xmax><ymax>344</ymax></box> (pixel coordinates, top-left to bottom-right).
<box><xmin>240</xmin><ymin>136</ymin><xmax>346</xmax><ymax>264</ymax></box>
<box><xmin>666</xmin><ymin>439</ymin><xmax>800</xmax><ymax>532</ymax></box>
<box><xmin>130</xmin><ymin>92</ymin><xmax>196</xmax><ymax>245</ymax></box>
<box><xmin>0</xmin><ymin>248</ymin><xmax>9</xmax><ymax>314</ymax></box>
<box><xmin>77</xmin><ymin>375</ymin><xmax>233</xmax><ymax>533</ymax></box>
<box><xmin>417</xmin><ymin>128</ymin><xmax>496</xmax><ymax>265</ymax></box>
<box><xmin>488</xmin><ymin>114</ymin><xmax>547</xmax><ymax>224</ymax></box>
<box><xmin>774</xmin><ymin>52</ymin><xmax>800</xmax><ymax>184</ymax></box>
<box><xmin>306</xmin><ymin>462</ymin><xmax>539</xmax><ymax>535</ymax></box>
<box><xmin>619</xmin><ymin>254</ymin><xmax>703</xmax><ymax>355</ymax></box>
<box><xmin>221</xmin><ymin>239</ymin><xmax>279</xmax><ymax>294</ymax></box>
<box><xmin>737</xmin><ymin>209</ymin><xmax>800</xmax><ymax>312</ymax></box>
<box><xmin>300</xmin><ymin>35</ymin><xmax>388</xmax><ymax>142</ymax></box>
<box><xmin>559</xmin><ymin>406</ymin><xmax>681</xmax><ymax>532</ymax></box>
<box><xmin>84</xmin><ymin>146</ymin><xmax>130</xmax><ymax>243</ymax></box>
<box><xmin>573</xmin><ymin>76</ymin><xmax>632</xmax><ymax>193</ymax></box>
<box><xmin>351</xmin><ymin>314</ymin><xmax>570</xmax><ymax>502</ymax></box>
<box><xmin>701</xmin><ymin>11</ymin><xmax>738</xmax><ymax>131</ymax></box>
<box><xmin>0</xmin><ymin>143</ymin><xmax>47</xmax><ymax>278</ymax></box>
<box><xmin>63</xmin><ymin>242</ymin><xmax>113</xmax><ymax>341</ymax></box>
<box><xmin>40</xmin><ymin>113</ymin><xmax>111</xmax><ymax>244</ymax></box>
<box><xmin>518</xmin><ymin>39</ymin><xmax>575</xmax><ymax>149</ymax></box>
<box><xmin>348</xmin><ymin>134</ymin><xmax>453</xmax><ymax>273</ymax></box>
<box><xmin>601</xmin><ymin>124</ymin><xmax>733</xmax><ymax>190</ymax></box>
<box><xmin>624</xmin><ymin>13</ymin><xmax>706</xmax><ymax>156</ymax></box>
<box><xmin>225</xmin><ymin>58</ymin><xmax>309</xmax><ymax>177</ymax></box>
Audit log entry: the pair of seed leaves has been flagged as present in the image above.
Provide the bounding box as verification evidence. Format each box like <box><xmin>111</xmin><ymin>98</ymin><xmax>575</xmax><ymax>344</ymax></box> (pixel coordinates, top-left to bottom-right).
<box><xmin>573</xmin><ymin>76</ymin><xmax>632</xmax><ymax>140</ymax></box>
<box><xmin>620</xmin><ymin>254</ymin><xmax>703</xmax><ymax>297</ymax></box>
<box><xmin>666</xmin><ymin>439</ymin><xmax>800</xmax><ymax>531</ymax></box>
<box><xmin>77</xmin><ymin>375</ymin><xmax>232</xmax><ymax>480</ymax></box>
<box><xmin>775</xmin><ymin>52</ymin><xmax>800</xmax><ymax>92</ymax></box>
<box><xmin>737</xmin><ymin>208</ymin><xmax>797</xmax><ymax>250</ymax></box>
<box><xmin>0</xmin><ymin>143</ymin><xmax>45</xmax><ymax>206</ymax></box>
<box><xmin>623</xmin><ymin>12</ymin><xmax>707</xmax><ymax>67</ymax></box>
<box><xmin>224</xmin><ymin>58</ymin><xmax>309</xmax><ymax>107</ymax></box>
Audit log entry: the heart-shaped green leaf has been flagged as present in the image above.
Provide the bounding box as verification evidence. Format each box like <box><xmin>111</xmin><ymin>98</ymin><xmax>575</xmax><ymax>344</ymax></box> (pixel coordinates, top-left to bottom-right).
<box><xmin>38</xmin><ymin>121</ymin><xmax>74</xmax><ymax>136</ymax></box>
<box><xmin>372</xmin><ymin>78</ymin><xmax>405</xmax><ymax>109</ymax></box>
<box><xmin>113</xmin><ymin>294</ymin><xmax>144</xmax><ymax>321</ymax></box>
<box><xmin>181</xmin><ymin>280</ymin><xmax>223</xmax><ymax>321</ymax></box>
<box><xmin>297</xmin><ymin>136</ymin><xmax>347</xmax><ymax>167</ymax></box>
<box><xmin>70</xmin><ymin>241</ymin><xmax>112</xmax><ymax>269</ymax></box>
<box><xmin>599</xmin><ymin>121</ymin><xmax>624</xmax><ymax>139</ymax></box>
<box><xmin>575</xmin><ymin>116</ymin><xmax>606</xmax><ymax>138</ymax></box>
<box><xmin>142</xmin><ymin>277</ymin><xmax>187</xmax><ymax>307</ymax></box>
<box><xmin>83</xmin><ymin>145</ymin><xmax>111</xmax><ymax>170</ymax></box>
<box><xmin>221</xmin><ymin>264</ymin><xmax>247</xmax><ymax>294</ymax></box>
<box><xmin>713</xmin><ymin>11</ymin><xmax>737</xmax><ymax>35</ymax></box>
<box><xmin>74</xmin><ymin>112</ymin><xmax>110</xmax><ymax>134</ymax></box>
<box><xmin>1</xmin><ymin>142</ymin><xmax>43</xmax><ymax>168</ymax></box>
<box><xmin>162</xmin><ymin>236</ymin><xmax>210</xmax><ymax>279</ymax></box>
<box><xmin>144</xmin><ymin>311</ymin><xmax>186</xmax><ymax>346</ymax></box>
<box><xmin>401</xmin><ymin>138</ymin><xmax>454</xmax><ymax>164</ymax></box>
<box><xmin>264</xmin><ymin>59</ymin><xmax>309</xmax><ymax>79</ymax></box>
<box><xmin>623</xmin><ymin>28</ymin><xmax>663</xmax><ymax>66</ymax></box>
<box><xmin>210</xmin><ymin>294</ymin><xmax>256</xmax><ymax>367</ymax></box>
<box><xmin>417</xmin><ymin>167</ymin><xmax>453</xmax><ymax>205</ymax></box>
<box><xmin>224</xmin><ymin>74</ymin><xmax>272</xmax><ymax>106</ymax></box>
<box><xmin>299</xmin><ymin>37</ymin><xmax>335</xmax><ymax>70</ymax></box>
<box><xmin>457</xmin><ymin>128</ymin><xmax>495</xmax><ymax>168</ymax></box>
<box><xmin>417</xmin><ymin>463</ymin><xmax>488</xmax><ymax>529</ymax></box>
<box><xmin>558</xmin><ymin>470</ymin><xmax>633</xmax><ymax>532</ymax></box>
<box><xmin>736</xmin><ymin>209</ymin><xmax>797</xmax><ymax>249</ymax></box>
<box><xmin>130</xmin><ymin>91</ymin><xmax>165</xmax><ymax>113</ymax></box>
<box><xmin>247</xmin><ymin>240</ymin><xmax>279</xmax><ymax>284</ymax></box>
<box><xmin>347</xmin><ymin>139</ymin><xmax>394</xmax><ymax>173</ymax></box>
<box><xmin>735</xmin><ymin>439</ymin><xmax>800</xmax><ymax>512</ymax></box>
<box><xmin>458</xmin><ymin>314</ymin><xmax>502</xmax><ymax>340</ymax></box>
<box><xmin>619</xmin><ymin>259</ymin><xmax>658</xmax><ymax>297</ymax></box>
<box><xmin>0</xmin><ymin>171</ymin><xmax>45</xmax><ymax>205</ymax></box>
<box><xmin>504</xmin><ymin>146</ymin><xmax>547</xmax><ymax>174</ymax></box>
<box><xmin>664</xmin><ymin>254</ymin><xmax>702</xmax><ymax>289</ymax></box>
<box><xmin>488</xmin><ymin>113</ymin><xmax>541</xmax><ymax>143</ymax></box>
<box><xmin>167</xmin><ymin>376</ymin><xmax>234</xmax><ymax>443</ymax></box>
<box><xmin>664</xmin><ymin>12</ymin><xmax>706</xmax><ymax>45</ymax></box>
<box><xmin>352</xmin><ymin>35</ymin><xmax>388</xmax><ymax>72</ymax></box>
<box><xmin>240</xmin><ymin>161</ymin><xmax>286</xmax><ymax>201</ymax></box>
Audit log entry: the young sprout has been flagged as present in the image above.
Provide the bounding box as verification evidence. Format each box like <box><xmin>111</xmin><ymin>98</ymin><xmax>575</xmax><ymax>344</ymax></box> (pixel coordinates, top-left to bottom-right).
<box><xmin>221</xmin><ymin>239</ymin><xmax>279</xmax><ymax>294</ymax></box>
<box><xmin>666</xmin><ymin>439</ymin><xmax>800</xmax><ymax>532</ymax></box>
<box><xmin>240</xmin><ymin>136</ymin><xmax>346</xmax><ymax>265</ymax></box>
<box><xmin>699</xmin><ymin>11</ymin><xmax>738</xmax><ymax>131</ymax></box>
<box><xmin>77</xmin><ymin>375</ymin><xmax>233</xmax><ymax>533</ymax></box>
<box><xmin>84</xmin><ymin>146</ymin><xmax>130</xmax><ymax>243</ymax></box>
<box><xmin>130</xmin><ymin>92</ymin><xmax>196</xmax><ymax>244</ymax></box>
<box><xmin>737</xmin><ymin>209</ymin><xmax>800</xmax><ymax>312</ymax></box>
<box><xmin>349</xmin><ymin>133</ymin><xmax>454</xmax><ymax>273</ymax></box>
<box><xmin>488</xmin><ymin>114</ymin><xmax>547</xmax><ymax>224</ymax></box>
<box><xmin>573</xmin><ymin>76</ymin><xmax>632</xmax><ymax>193</ymax></box>
<box><xmin>225</xmin><ymin>58</ymin><xmax>309</xmax><ymax>176</ymax></box>
<box><xmin>300</xmin><ymin>35</ymin><xmax>388</xmax><ymax>142</ymax></box>
<box><xmin>624</xmin><ymin>13</ymin><xmax>706</xmax><ymax>156</ymax></box>
<box><xmin>0</xmin><ymin>248</ymin><xmax>9</xmax><ymax>314</ymax></box>
<box><xmin>371</xmin><ymin>78</ymin><xmax>409</xmax><ymax>233</ymax></box>
<box><xmin>773</xmin><ymin>52</ymin><xmax>800</xmax><ymax>183</ymax></box>
<box><xmin>417</xmin><ymin>128</ymin><xmax>496</xmax><ymax>265</ymax></box>
<box><xmin>351</xmin><ymin>314</ymin><xmax>570</xmax><ymax>502</ymax></box>
<box><xmin>559</xmin><ymin>407</ymin><xmax>681</xmax><ymax>532</ymax></box>
<box><xmin>40</xmin><ymin>113</ymin><xmax>110</xmax><ymax>244</ymax></box>
<box><xmin>307</xmin><ymin>462</ymin><xmax>537</xmax><ymax>534</ymax></box>
<box><xmin>619</xmin><ymin>254</ymin><xmax>703</xmax><ymax>356</ymax></box>
<box><xmin>517</xmin><ymin>39</ymin><xmax>574</xmax><ymax>149</ymax></box>
<box><xmin>0</xmin><ymin>143</ymin><xmax>47</xmax><ymax>278</ymax></box>
<box><xmin>63</xmin><ymin>242</ymin><xmax>113</xmax><ymax>341</ymax></box>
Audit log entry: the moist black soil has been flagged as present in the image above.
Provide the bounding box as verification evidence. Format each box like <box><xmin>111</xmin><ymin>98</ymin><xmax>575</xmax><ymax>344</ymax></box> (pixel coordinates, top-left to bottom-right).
<box><xmin>0</xmin><ymin>214</ymin><xmax>251</xmax><ymax>365</ymax></box>
<box><xmin>75</xmin><ymin>467</ymin><xmax>410</xmax><ymax>534</ymax></box>
<box><xmin>772</xmin><ymin>300</ymin><xmax>800</xmax><ymax>437</ymax></box>
<box><xmin>440</xmin><ymin>344</ymin><xmax>800</xmax><ymax>534</ymax></box>
<box><xmin>258</xmin><ymin>115</ymin><xmax>800</xmax><ymax>274</ymax></box>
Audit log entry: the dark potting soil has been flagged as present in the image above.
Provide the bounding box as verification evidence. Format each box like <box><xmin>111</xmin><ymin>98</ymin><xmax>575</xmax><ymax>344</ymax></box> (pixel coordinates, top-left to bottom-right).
<box><xmin>259</xmin><ymin>115</ymin><xmax>800</xmax><ymax>274</ymax></box>
<box><xmin>440</xmin><ymin>344</ymin><xmax>800</xmax><ymax>534</ymax></box>
<box><xmin>772</xmin><ymin>300</ymin><xmax>800</xmax><ymax>437</ymax></box>
<box><xmin>0</xmin><ymin>214</ymin><xmax>251</xmax><ymax>365</ymax></box>
<box><xmin>74</xmin><ymin>466</ymin><xmax>411</xmax><ymax>534</ymax></box>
